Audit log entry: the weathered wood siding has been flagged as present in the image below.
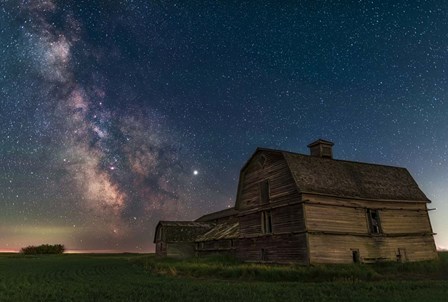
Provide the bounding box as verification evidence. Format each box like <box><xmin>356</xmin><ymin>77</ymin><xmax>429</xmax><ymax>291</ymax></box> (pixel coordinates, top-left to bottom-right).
<box><xmin>380</xmin><ymin>209</ymin><xmax>432</xmax><ymax>234</ymax></box>
<box><xmin>237</xmin><ymin>233</ymin><xmax>308</xmax><ymax>264</ymax></box>
<box><xmin>155</xmin><ymin>242</ymin><xmax>166</xmax><ymax>256</ymax></box>
<box><xmin>305</xmin><ymin>204</ymin><xmax>368</xmax><ymax>233</ymax></box>
<box><xmin>305</xmin><ymin>204</ymin><xmax>432</xmax><ymax>234</ymax></box>
<box><xmin>166</xmin><ymin>242</ymin><xmax>195</xmax><ymax>258</ymax></box>
<box><xmin>154</xmin><ymin>226</ymin><xmax>166</xmax><ymax>256</ymax></box>
<box><xmin>196</xmin><ymin>239</ymin><xmax>238</xmax><ymax>256</ymax></box>
<box><xmin>302</xmin><ymin>193</ymin><xmax>428</xmax><ymax>210</ymax></box>
<box><xmin>240</xmin><ymin>204</ymin><xmax>305</xmax><ymax>237</ymax></box>
<box><xmin>303</xmin><ymin>194</ymin><xmax>433</xmax><ymax>234</ymax></box>
<box><xmin>303</xmin><ymin>194</ymin><xmax>437</xmax><ymax>263</ymax></box>
<box><xmin>236</xmin><ymin>151</ymin><xmax>307</xmax><ymax>263</ymax></box>
<box><xmin>237</xmin><ymin>152</ymin><xmax>300</xmax><ymax>210</ymax></box>
<box><xmin>308</xmin><ymin>234</ymin><xmax>437</xmax><ymax>263</ymax></box>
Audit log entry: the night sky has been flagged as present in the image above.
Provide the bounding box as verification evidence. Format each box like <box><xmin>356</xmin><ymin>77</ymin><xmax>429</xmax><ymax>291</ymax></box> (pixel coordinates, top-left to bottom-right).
<box><xmin>1</xmin><ymin>0</ymin><xmax>447</xmax><ymax>252</ymax></box>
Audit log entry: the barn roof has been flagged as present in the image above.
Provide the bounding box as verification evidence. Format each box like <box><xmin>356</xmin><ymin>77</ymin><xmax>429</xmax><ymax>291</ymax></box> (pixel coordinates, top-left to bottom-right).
<box><xmin>153</xmin><ymin>221</ymin><xmax>213</xmax><ymax>243</ymax></box>
<box><xmin>284</xmin><ymin>152</ymin><xmax>429</xmax><ymax>202</ymax></box>
<box><xmin>240</xmin><ymin>148</ymin><xmax>430</xmax><ymax>203</ymax></box>
<box><xmin>195</xmin><ymin>221</ymin><xmax>239</xmax><ymax>242</ymax></box>
<box><xmin>195</xmin><ymin>207</ymin><xmax>238</xmax><ymax>222</ymax></box>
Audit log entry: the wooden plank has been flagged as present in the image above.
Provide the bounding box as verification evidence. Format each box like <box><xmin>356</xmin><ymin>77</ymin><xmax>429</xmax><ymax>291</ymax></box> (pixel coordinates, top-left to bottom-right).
<box><xmin>237</xmin><ymin>233</ymin><xmax>308</xmax><ymax>264</ymax></box>
<box><xmin>308</xmin><ymin>234</ymin><xmax>437</xmax><ymax>264</ymax></box>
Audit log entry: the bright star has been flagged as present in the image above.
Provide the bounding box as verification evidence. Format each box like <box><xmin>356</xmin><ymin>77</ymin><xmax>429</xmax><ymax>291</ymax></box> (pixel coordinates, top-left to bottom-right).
<box><xmin>193</xmin><ymin>170</ymin><xmax>198</xmax><ymax>175</ymax></box>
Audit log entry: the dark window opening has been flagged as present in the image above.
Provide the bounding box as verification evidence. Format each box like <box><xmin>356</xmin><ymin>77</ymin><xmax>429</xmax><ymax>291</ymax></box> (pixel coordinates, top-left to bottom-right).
<box><xmin>368</xmin><ymin>209</ymin><xmax>382</xmax><ymax>234</ymax></box>
<box><xmin>260</xmin><ymin>180</ymin><xmax>270</xmax><ymax>204</ymax></box>
<box><xmin>230</xmin><ymin>239</ymin><xmax>234</xmax><ymax>247</ymax></box>
<box><xmin>352</xmin><ymin>249</ymin><xmax>360</xmax><ymax>263</ymax></box>
<box><xmin>261</xmin><ymin>211</ymin><xmax>273</xmax><ymax>234</ymax></box>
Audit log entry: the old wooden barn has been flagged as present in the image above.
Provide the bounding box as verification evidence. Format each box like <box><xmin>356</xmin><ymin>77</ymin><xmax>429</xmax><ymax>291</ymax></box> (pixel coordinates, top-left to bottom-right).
<box><xmin>154</xmin><ymin>139</ymin><xmax>438</xmax><ymax>264</ymax></box>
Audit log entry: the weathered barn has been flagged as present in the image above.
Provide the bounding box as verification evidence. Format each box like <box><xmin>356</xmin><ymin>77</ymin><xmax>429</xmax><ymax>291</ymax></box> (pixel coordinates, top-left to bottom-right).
<box><xmin>153</xmin><ymin>221</ymin><xmax>212</xmax><ymax>258</ymax></box>
<box><xmin>154</xmin><ymin>139</ymin><xmax>438</xmax><ymax>264</ymax></box>
<box><xmin>235</xmin><ymin>139</ymin><xmax>437</xmax><ymax>264</ymax></box>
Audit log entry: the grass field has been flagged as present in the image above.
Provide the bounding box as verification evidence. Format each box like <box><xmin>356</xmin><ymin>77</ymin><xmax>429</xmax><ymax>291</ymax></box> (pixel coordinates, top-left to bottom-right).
<box><xmin>0</xmin><ymin>253</ymin><xmax>447</xmax><ymax>302</ymax></box>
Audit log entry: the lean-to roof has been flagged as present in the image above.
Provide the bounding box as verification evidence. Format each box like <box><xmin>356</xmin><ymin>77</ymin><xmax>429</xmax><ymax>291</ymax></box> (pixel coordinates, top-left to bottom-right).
<box><xmin>196</xmin><ymin>221</ymin><xmax>239</xmax><ymax>242</ymax></box>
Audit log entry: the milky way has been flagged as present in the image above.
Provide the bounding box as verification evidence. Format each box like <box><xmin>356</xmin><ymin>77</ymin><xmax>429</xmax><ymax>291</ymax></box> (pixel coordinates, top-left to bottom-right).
<box><xmin>1</xmin><ymin>1</ymin><xmax>211</xmax><ymax>251</ymax></box>
<box><xmin>1</xmin><ymin>1</ymin><xmax>447</xmax><ymax>251</ymax></box>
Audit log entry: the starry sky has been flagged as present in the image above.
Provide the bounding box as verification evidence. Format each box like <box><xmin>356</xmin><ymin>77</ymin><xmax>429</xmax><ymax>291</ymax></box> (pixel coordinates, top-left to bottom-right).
<box><xmin>1</xmin><ymin>0</ymin><xmax>447</xmax><ymax>252</ymax></box>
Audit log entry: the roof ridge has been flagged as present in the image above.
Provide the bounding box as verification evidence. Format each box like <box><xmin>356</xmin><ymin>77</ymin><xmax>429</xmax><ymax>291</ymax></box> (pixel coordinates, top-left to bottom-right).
<box><xmin>255</xmin><ymin>147</ymin><xmax>408</xmax><ymax>170</ymax></box>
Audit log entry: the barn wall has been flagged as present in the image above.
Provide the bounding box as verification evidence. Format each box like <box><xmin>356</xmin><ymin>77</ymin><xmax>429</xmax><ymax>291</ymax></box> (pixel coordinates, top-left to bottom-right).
<box><xmin>305</xmin><ymin>204</ymin><xmax>368</xmax><ymax>233</ymax></box>
<box><xmin>196</xmin><ymin>239</ymin><xmax>238</xmax><ymax>257</ymax></box>
<box><xmin>304</xmin><ymin>203</ymin><xmax>433</xmax><ymax>234</ymax></box>
<box><xmin>302</xmin><ymin>193</ymin><xmax>428</xmax><ymax>210</ymax></box>
<box><xmin>380</xmin><ymin>209</ymin><xmax>432</xmax><ymax>234</ymax></box>
<box><xmin>240</xmin><ymin>204</ymin><xmax>305</xmax><ymax>237</ymax></box>
<box><xmin>236</xmin><ymin>152</ymin><xmax>306</xmax><ymax>263</ymax></box>
<box><xmin>237</xmin><ymin>233</ymin><xmax>308</xmax><ymax>264</ymax></box>
<box><xmin>303</xmin><ymin>195</ymin><xmax>433</xmax><ymax>235</ymax></box>
<box><xmin>303</xmin><ymin>194</ymin><xmax>437</xmax><ymax>263</ymax></box>
<box><xmin>237</xmin><ymin>152</ymin><xmax>300</xmax><ymax>211</ymax></box>
<box><xmin>166</xmin><ymin>242</ymin><xmax>196</xmax><ymax>258</ymax></box>
<box><xmin>308</xmin><ymin>234</ymin><xmax>437</xmax><ymax>264</ymax></box>
<box><xmin>155</xmin><ymin>242</ymin><xmax>166</xmax><ymax>256</ymax></box>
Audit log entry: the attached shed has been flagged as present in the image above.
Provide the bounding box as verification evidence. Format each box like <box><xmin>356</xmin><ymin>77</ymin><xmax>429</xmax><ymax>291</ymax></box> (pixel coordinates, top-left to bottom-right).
<box><xmin>153</xmin><ymin>221</ymin><xmax>212</xmax><ymax>258</ymax></box>
<box><xmin>196</xmin><ymin>221</ymin><xmax>239</xmax><ymax>256</ymax></box>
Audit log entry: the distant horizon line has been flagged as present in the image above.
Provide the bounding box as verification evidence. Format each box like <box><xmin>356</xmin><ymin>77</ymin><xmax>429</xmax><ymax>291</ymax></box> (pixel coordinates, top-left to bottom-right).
<box><xmin>0</xmin><ymin>249</ymin><xmax>153</xmax><ymax>254</ymax></box>
<box><xmin>1</xmin><ymin>248</ymin><xmax>447</xmax><ymax>254</ymax></box>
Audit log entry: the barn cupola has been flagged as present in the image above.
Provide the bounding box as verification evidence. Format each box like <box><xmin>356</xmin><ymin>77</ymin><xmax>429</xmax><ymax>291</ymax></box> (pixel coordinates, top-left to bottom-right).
<box><xmin>307</xmin><ymin>139</ymin><xmax>334</xmax><ymax>159</ymax></box>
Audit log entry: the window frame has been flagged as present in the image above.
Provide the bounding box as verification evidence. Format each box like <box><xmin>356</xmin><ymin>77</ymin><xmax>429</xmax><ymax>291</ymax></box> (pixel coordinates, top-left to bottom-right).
<box><xmin>367</xmin><ymin>209</ymin><xmax>382</xmax><ymax>234</ymax></box>
<box><xmin>261</xmin><ymin>210</ymin><xmax>273</xmax><ymax>234</ymax></box>
<box><xmin>259</xmin><ymin>179</ymin><xmax>270</xmax><ymax>204</ymax></box>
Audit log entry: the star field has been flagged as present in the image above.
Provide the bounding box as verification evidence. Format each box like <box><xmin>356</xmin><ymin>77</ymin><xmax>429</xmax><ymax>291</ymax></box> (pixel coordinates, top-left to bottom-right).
<box><xmin>1</xmin><ymin>0</ymin><xmax>447</xmax><ymax>252</ymax></box>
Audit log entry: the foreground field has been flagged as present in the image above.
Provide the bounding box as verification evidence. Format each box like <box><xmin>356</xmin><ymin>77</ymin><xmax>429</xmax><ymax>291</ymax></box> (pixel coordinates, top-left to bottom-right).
<box><xmin>0</xmin><ymin>253</ymin><xmax>447</xmax><ymax>302</ymax></box>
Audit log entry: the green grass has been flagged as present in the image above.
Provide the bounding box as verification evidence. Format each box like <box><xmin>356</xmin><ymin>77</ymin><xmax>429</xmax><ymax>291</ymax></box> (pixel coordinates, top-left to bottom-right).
<box><xmin>139</xmin><ymin>252</ymin><xmax>448</xmax><ymax>282</ymax></box>
<box><xmin>0</xmin><ymin>253</ymin><xmax>447</xmax><ymax>301</ymax></box>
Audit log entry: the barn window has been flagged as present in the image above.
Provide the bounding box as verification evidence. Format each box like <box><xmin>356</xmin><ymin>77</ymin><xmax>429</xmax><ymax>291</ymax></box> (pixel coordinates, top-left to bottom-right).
<box><xmin>367</xmin><ymin>209</ymin><xmax>382</xmax><ymax>234</ymax></box>
<box><xmin>261</xmin><ymin>211</ymin><xmax>273</xmax><ymax>234</ymax></box>
<box><xmin>259</xmin><ymin>180</ymin><xmax>270</xmax><ymax>204</ymax></box>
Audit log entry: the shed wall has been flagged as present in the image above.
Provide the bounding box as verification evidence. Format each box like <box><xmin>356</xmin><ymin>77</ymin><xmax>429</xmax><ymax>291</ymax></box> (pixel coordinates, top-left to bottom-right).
<box><xmin>166</xmin><ymin>242</ymin><xmax>196</xmax><ymax>258</ymax></box>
